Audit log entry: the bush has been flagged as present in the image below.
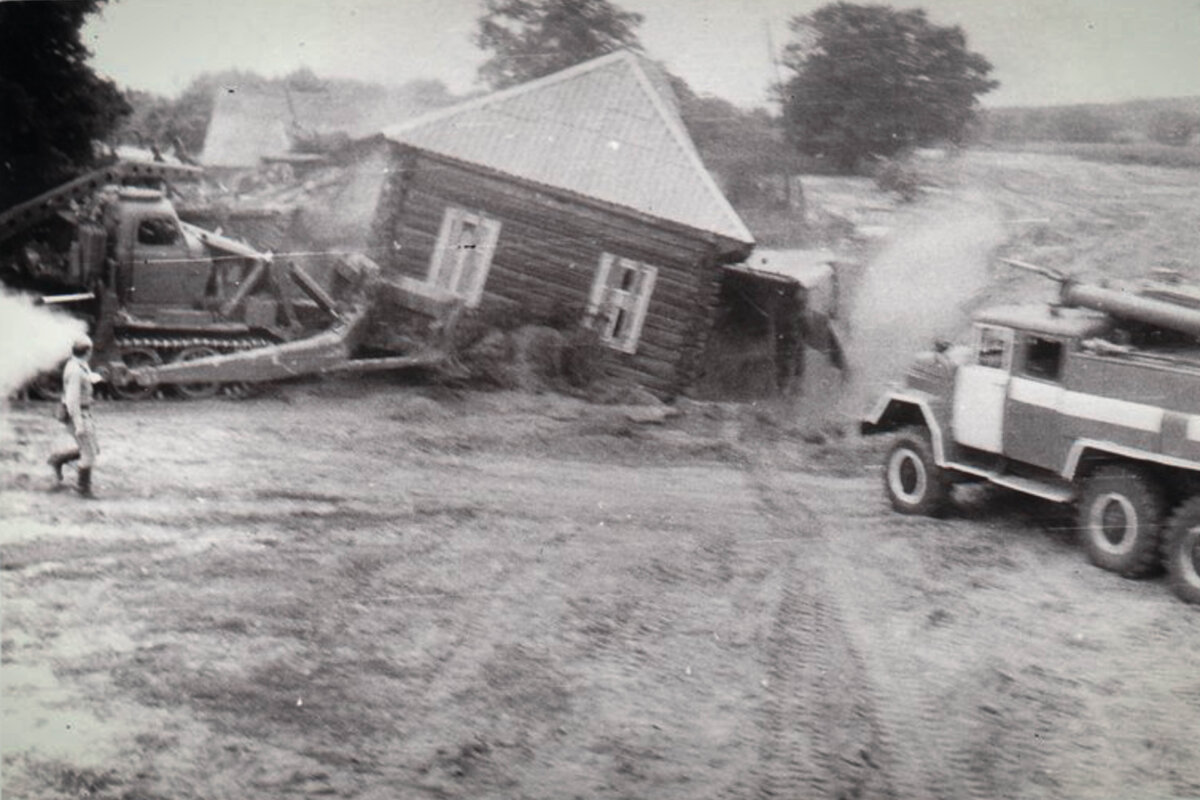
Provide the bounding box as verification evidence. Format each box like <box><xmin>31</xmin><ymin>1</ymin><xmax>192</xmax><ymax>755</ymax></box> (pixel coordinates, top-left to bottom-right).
<box><xmin>872</xmin><ymin>159</ymin><xmax>923</xmax><ymax>202</ymax></box>
<box><xmin>560</xmin><ymin>327</ymin><xmax>608</xmax><ymax>389</ymax></box>
<box><xmin>451</xmin><ymin>303</ymin><xmax>611</xmax><ymax>393</ymax></box>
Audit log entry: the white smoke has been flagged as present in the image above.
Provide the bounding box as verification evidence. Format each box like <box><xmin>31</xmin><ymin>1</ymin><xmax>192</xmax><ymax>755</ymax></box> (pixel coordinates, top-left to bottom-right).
<box><xmin>0</xmin><ymin>290</ymin><xmax>88</xmax><ymax>399</ymax></box>
<box><xmin>840</xmin><ymin>189</ymin><xmax>1004</xmax><ymax>416</ymax></box>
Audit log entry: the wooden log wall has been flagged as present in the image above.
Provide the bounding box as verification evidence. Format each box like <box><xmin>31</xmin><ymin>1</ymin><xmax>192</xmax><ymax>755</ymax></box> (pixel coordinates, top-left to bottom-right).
<box><xmin>370</xmin><ymin>145</ymin><xmax>742</xmax><ymax>397</ymax></box>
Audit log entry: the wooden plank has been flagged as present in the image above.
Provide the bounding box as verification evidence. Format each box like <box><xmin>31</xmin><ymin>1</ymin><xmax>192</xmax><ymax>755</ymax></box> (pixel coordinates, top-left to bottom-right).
<box><xmin>404</xmin><ymin>161</ymin><xmax>715</xmax><ymax>259</ymax></box>
<box><xmin>393</xmin><ymin>183</ymin><xmax>709</xmax><ymax>286</ymax></box>
<box><xmin>405</xmin><ymin>148</ymin><xmax>750</xmax><ymax>257</ymax></box>
<box><xmin>374</xmin><ymin>151</ymin><xmax>741</xmax><ymax>394</ymax></box>
<box><xmin>604</xmin><ymin>360</ymin><xmax>676</xmax><ymax>396</ymax></box>
<box><xmin>473</xmin><ymin>274</ymin><xmax>694</xmax><ymax>343</ymax></box>
<box><xmin>484</xmin><ymin>256</ymin><xmax>702</xmax><ymax>315</ymax></box>
<box><xmin>492</xmin><ymin>238</ymin><xmax>702</xmax><ymax>296</ymax></box>
<box><xmin>388</xmin><ymin>217</ymin><xmax>708</xmax><ymax>325</ymax></box>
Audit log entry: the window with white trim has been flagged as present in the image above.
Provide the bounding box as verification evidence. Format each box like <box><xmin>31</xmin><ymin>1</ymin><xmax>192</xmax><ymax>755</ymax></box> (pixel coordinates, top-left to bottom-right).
<box><xmin>586</xmin><ymin>253</ymin><xmax>658</xmax><ymax>354</ymax></box>
<box><xmin>428</xmin><ymin>206</ymin><xmax>501</xmax><ymax>307</ymax></box>
<box><xmin>974</xmin><ymin>324</ymin><xmax>1014</xmax><ymax>371</ymax></box>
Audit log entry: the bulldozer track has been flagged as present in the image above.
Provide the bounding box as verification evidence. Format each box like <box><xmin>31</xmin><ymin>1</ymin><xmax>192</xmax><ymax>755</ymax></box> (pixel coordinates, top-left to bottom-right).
<box><xmin>112</xmin><ymin>334</ymin><xmax>276</xmax><ymax>400</ymax></box>
<box><xmin>115</xmin><ymin>335</ymin><xmax>274</xmax><ymax>353</ymax></box>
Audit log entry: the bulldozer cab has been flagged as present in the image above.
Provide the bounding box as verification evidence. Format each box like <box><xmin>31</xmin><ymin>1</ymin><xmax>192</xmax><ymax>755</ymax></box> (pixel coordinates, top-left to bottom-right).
<box><xmin>107</xmin><ymin>189</ymin><xmax>211</xmax><ymax>311</ymax></box>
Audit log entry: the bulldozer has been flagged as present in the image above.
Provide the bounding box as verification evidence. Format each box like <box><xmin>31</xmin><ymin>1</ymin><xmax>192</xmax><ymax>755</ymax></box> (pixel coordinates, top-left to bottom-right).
<box><xmin>1</xmin><ymin>160</ymin><xmax>462</xmax><ymax>400</ymax></box>
<box><xmin>861</xmin><ymin>259</ymin><xmax>1200</xmax><ymax>605</ymax></box>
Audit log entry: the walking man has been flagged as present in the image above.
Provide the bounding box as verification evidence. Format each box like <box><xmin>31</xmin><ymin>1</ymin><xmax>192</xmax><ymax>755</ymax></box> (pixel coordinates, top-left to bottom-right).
<box><xmin>49</xmin><ymin>334</ymin><xmax>103</xmax><ymax>497</ymax></box>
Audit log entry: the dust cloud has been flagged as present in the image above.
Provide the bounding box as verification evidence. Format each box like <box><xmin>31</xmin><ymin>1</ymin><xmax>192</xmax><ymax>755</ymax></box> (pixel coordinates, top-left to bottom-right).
<box><xmin>839</xmin><ymin>190</ymin><xmax>1005</xmax><ymax>416</ymax></box>
<box><xmin>0</xmin><ymin>290</ymin><xmax>87</xmax><ymax>401</ymax></box>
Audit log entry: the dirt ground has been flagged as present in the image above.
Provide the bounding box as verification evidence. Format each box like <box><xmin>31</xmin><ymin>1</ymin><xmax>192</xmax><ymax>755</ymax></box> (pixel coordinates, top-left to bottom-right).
<box><xmin>3</xmin><ymin>150</ymin><xmax>1200</xmax><ymax>799</ymax></box>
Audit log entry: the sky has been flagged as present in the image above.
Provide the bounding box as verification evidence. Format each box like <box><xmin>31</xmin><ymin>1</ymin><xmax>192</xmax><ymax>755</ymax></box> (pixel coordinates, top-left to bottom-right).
<box><xmin>83</xmin><ymin>0</ymin><xmax>1200</xmax><ymax>109</ymax></box>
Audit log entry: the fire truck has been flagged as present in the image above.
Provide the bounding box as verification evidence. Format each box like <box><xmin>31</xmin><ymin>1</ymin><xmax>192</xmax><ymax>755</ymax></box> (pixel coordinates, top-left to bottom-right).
<box><xmin>861</xmin><ymin>261</ymin><xmax>1200</xmax><ymax>604</ymax></box>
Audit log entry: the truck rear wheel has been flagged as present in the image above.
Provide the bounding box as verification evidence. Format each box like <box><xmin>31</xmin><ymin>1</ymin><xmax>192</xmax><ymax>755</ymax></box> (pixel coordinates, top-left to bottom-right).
<box><xmin>1163</xmin><ymin>498</ymin><xmax>1200</xmax><ymax>604</ymax></box>
<box><xmin>884</xmin><ymin>428</ymin><xmax>949</xmax><ymax>516</ymax></box>
<box><xmin>1078</xmin><ymin>466</ymin><xmax>1165</xmax><ymax>577</ymax></box>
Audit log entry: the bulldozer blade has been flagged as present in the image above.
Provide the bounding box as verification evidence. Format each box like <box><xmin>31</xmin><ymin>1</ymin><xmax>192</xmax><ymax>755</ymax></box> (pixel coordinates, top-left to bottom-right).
<box><xmin>125</xmin><ymin>307</ymin><xmax>372</xmax><ymax>387</ymax></box>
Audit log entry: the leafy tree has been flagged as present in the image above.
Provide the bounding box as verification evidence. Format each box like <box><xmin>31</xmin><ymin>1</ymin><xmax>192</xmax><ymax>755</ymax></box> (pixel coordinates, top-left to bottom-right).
<box><xmin>474</xmin><ymin>0</ymin><xmax>644</xmax><ymax>89</ymax></box>
<box><xmin>668</xmin><ymin>73</ymin><xmax>804</xmax><ymax>206</ymax></box>
<box><xmin>0</xmin><ymin>0</ymin><xmax>130</xmax><ymax>208</ymax></box>
<box><xmin>779</xmin><ymin>2</ymin><xmax>997</xmax><ymax>171</ymax></box>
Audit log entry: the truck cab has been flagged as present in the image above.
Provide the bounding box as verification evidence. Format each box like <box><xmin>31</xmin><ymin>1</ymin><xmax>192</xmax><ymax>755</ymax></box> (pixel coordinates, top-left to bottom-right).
<box><xmin>951</xmin><ymin>306</ymin><xmax>1112</xmax><ymax>471</ymax></box>
<box><xmin>102</xmin><ymin>188</ymin><xmax>214</xmax><ymax>313</ymax></box>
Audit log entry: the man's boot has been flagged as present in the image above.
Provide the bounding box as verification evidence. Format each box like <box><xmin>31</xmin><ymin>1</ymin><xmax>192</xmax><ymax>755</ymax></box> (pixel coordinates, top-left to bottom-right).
<box><xmin>47</xmin><ymin>454</ymin><xmax>64</xmax><ymax>483</ymax></box>
<box><xmin>77</xmin><ymin>467</ymin><xmax>95</xmax><ymax>499</ymax></box>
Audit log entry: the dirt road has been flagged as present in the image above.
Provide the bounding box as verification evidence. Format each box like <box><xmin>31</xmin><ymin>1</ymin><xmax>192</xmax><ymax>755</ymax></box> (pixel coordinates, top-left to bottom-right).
<box><xmin>3</xmin><ymin>150</ymin><xmax>1200</xmax><ymax>799</ymax></box>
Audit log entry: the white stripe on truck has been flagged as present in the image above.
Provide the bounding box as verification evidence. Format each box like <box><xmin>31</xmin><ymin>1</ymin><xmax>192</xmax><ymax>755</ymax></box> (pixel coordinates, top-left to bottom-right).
<box><xmin>1008</xmin><ymin>376</ymin><xmax>1163</xmax><ymax>433</ymax></box>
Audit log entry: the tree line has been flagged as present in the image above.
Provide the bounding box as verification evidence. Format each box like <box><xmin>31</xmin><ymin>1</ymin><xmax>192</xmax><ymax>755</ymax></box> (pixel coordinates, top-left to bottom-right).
<box><xmin>5</xmin><ymin>0</ymin><xmax>1005</xmax><ymax>210</ymax></box>
<box><xmin>982</xmin><ymin>101</ymin><xmax>1200</xmax><ymax>146</ymax></box>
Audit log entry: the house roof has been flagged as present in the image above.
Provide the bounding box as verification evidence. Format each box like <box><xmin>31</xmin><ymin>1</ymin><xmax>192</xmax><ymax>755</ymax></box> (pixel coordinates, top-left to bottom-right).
<box><xmin>202</xmin><ymin>82</ymin><xmax>447</xmax><ymax>168</ymax></box>
<box><xmin>729</xmin><ymin>248</ymin><xmax>836</xmax><ymax>288</ymax></box>
<box><xmin>382</xmin><ymin>50</ymin><xmax>754</xmax><ymax>247</ymax></box>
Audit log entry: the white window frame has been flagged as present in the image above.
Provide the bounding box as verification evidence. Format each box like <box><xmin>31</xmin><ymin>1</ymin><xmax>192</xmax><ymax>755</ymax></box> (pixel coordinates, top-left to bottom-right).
<box><xmin>586</xmin><ymin>253</ymin><xmax>659</xmax><ymax>354</ymax></box>
<box><xmin>428</xmin><ymin>206</ymin><xmax>501</xmax><ymax>308</ymax></box>
<box><xmin>974</xmin><ymin>324</ymin><xmax>1014</xmax><ymax>371</ymax></box>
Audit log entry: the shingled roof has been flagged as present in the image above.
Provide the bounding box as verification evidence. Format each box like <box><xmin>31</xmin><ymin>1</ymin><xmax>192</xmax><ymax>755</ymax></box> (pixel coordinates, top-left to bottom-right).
<box><xmin>383</xmin><ymin>50</ymin><xmax>754</xmax><ymax>246</ymax></box>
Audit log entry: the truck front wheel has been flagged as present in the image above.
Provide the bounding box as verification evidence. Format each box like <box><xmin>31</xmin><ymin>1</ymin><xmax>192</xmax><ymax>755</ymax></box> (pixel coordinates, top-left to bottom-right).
<box><xmin>884</xmin><ymin>428</ymin><xmax>949</xmax><ymax>516</ymax></box>
<box><xmin>1163</xmin><ymin>498</ymin><xmax>1200</xmax><ymax>604</ymax></box>
<box><xmin>1078</xmin><ymin>466</ymin><xmax>1165</xmax><ymax>577</ymax></box>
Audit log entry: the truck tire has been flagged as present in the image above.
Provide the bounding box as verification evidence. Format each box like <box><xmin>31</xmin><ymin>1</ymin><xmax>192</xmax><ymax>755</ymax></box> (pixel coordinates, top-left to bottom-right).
<box><xmin>1163</xmin><ymin>498</ymin><xmax>1200</xmax><ymax>604</ymax></box>
<box><xmin>1078</xmin><ymin>465</ymin><xmax>1165</xmax><ymax>577</ymax></box>
<box><xmin>884</xmin><ymin>428</ymin><xmax>949</xmax><ymax>516</ymax></box>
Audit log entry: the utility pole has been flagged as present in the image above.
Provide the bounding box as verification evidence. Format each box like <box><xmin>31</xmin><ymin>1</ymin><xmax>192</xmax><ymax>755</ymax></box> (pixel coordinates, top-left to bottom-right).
<box><xmin>765</xmin><ymin>18</ymin><xmax>797</xmax><ymax>212</ymax></box>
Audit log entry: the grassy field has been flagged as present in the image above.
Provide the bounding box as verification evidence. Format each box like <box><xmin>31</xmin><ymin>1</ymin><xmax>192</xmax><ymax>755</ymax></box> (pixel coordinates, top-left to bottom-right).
<box><xmin>988</xmin><ymin>140</ymin><xmax>1200</xmax><ymax>169</ymax></box>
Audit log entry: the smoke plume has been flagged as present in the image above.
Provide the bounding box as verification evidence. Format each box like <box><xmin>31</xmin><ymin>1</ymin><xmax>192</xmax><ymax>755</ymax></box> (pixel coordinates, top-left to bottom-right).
<box><xmin>840</xmin><ymin>190</ymin><xmax>1004</xmax><ymax>416</ymax></box>
<box><xmin>0</xmin><ymin>290</ymin><xmax>88</xmax><ymax>400</ymax></box>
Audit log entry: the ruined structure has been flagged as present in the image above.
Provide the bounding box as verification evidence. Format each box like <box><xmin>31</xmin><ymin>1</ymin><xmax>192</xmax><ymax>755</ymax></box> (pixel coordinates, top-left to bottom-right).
<box><xmin>371</xmin><ymin>50</ymin><xmax>754</xmax><ymax>395</ymax></box>
<box><xmin>195</xmin><ymin>51</ymin><xmax>757</xmax><ymax>396</ymax></box>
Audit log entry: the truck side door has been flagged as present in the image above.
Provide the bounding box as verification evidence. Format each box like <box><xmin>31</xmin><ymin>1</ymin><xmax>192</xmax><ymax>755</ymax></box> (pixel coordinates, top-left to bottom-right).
<box><xmin>127</xmin><ymin>214</ymin><xmax>206</xmax><ymax>308</ymax></box>
<box><xmin>1004</xmin><ymin>334</ymin><xmax>1067</xmax><ymax>470</ymax></box>
<box><xmin>952</xmin><ymin>324</ymin><xmax>1012</xmax><ymax>453</ymax></box>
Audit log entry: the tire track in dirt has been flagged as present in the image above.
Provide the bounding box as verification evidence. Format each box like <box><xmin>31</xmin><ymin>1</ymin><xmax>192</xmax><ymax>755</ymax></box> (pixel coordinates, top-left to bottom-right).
<box><xmin>747</xmin><ymin>449</ymin><xmax>1066</xmax><ymax>800</ymax></box>
<box><xmin>749</xmin><ymin>458</ymin><xmax>938</xmax><ymax>798</ymax></box>
<box><xmin>739</xmin><ymin>459</ymin><xmax>896</xmax><ymax>800</ymax></box>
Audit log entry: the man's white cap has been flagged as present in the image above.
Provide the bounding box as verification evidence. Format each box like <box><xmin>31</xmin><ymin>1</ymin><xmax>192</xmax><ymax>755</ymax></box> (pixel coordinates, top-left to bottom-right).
<box><xmin>73</xmin><ymin>334</ymin><xmax>93</xmax><ymax>352</ymax></box>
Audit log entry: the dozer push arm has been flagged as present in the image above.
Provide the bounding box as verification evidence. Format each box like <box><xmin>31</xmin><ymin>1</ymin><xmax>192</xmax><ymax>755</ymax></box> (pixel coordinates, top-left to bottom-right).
<box><xmin>179</xmin><ymin>221</ymin><xmax>266</xmax><ymax>262</ymax></box>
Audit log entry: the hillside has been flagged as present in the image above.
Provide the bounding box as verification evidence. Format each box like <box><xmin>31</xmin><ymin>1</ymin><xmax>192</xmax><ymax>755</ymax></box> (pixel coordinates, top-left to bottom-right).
<box><xmin>981</xmin><ymin>95</ymin><xmax>1200</xmax><ymax>144</ymax></box>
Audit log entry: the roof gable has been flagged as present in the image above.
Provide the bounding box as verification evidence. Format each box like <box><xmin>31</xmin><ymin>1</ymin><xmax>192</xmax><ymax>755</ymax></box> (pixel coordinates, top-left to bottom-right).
<box><xmin>202</xmin><ymin>83</ymin><xmax>446</xmax><ymax>168</ymax></box>
<box><xmin>383</xmin><ymin>50</ymin><xmax>753</xmax><ymax>246</ymax></box>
